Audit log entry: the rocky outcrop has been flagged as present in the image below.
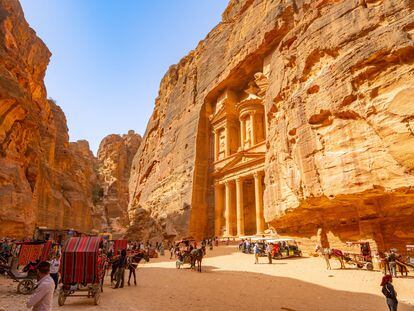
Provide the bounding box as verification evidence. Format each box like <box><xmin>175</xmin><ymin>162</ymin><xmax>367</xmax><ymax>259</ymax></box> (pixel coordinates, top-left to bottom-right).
<box><xmin>128</xmin><ymin>0</ymin><xmax>414</xmax><ymax>251</ymax></box>
<box><xmin>95</xmin><ymin>131</ymin><xmax>141</xmax><ymax>238</ymax></box>
<box><xmin>0</xmin><ymin>0</ymin><xmax>101</xmax><ymax>237</ymax></box>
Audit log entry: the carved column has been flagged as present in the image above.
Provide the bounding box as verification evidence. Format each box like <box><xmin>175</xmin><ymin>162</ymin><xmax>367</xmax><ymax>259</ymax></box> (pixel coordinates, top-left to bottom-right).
<box><xmin>240</xmin><ymin>118</ymin><xmax>245</xmax><ymax>150</ymax></box>
<box><xmin>214</xmin><ymin>183</ymin><xmax>224</xmax><ymax>237</ymax></box>
<box><xmin>225</xmin><ymin>126</ymin><xmax>230</xmax><ymax>157</ymax></box>
<box><xmin>254</xmin><ymin>172</ymin><xmax>265</xmax><ymax>234</ymax></box>
<box><xmin>235</xmin><ymin>177</ymin><xmax>245</xmax><ymax>236</ymax></box>
<box><xmin>250</xmin><ymin>113</ymin><xmax>256</xmax><ymax>146</ymax></box>
<box><xmin>225</xmin><ymin>181</ymin><xmax>232</xmax><ymax>236</ymax></box>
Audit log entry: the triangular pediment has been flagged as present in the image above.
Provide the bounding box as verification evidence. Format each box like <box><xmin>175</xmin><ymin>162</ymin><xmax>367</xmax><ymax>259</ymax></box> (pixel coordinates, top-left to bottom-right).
<box><xmin>216</xmin><ymin>151</ymin><xmax>265</xmax><ymax>174</ymax></box>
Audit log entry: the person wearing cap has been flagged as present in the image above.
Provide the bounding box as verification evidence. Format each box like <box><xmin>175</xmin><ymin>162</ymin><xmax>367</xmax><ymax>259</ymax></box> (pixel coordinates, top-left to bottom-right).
<box><xmin>381</xmin><ymin>274</ymin><xmax>398</xmax><ymax>311</ymax></box>
<box><xmin>26</xmin><ymin>261</ymin><xmax>54</xmax><ymax>311</ymax></box>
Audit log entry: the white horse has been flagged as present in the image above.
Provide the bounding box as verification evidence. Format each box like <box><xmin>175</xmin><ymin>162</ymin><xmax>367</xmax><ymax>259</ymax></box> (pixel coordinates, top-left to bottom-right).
<box><xmin>315</xmin><ymin>245</ymin><xmax>345</xmax><ymax>270</ymax></box>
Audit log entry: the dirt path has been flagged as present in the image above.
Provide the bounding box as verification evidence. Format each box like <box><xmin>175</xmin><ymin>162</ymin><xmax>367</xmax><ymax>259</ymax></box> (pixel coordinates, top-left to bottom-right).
<box><xmin>1</xmin><ymin>245</ymin><xmax>413</xmax><ymax>310</ymax></box>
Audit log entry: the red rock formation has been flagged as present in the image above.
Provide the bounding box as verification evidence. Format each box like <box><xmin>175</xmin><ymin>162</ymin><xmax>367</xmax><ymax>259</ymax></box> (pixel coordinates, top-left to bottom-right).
<box><xmin>0</xmin><ymin>0</ymin><xmax>98</xmax><ymax>237</ymax></box>
<box><xmin>95</xmin><ymin>131</ymin><xmax>141</xmax><ymax>238</ymax></box>
<box><xmin>128</xmin><ymin>0</ymin><xmax>414</xmax><ymax>253</ymax></box>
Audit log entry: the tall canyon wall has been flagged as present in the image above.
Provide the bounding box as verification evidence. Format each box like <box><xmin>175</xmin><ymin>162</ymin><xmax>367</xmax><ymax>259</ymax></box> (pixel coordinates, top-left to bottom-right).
<box><xmin>128</xmin><ymin>0</ymin><xmax>414</xmax><ymax>251</ymax></box>
<box><xmin>95</xmin><ymin>131</ymin><xmax>141</xmax><ymax>238</ymax></box>
<box><xmin>0</xmin><ymin>0</ymin><xmax>97</xmax><ymax>237</ymax></box>
<box><xmin>0</xmin><ymin>0</ymin><xmax>138</xmax><ymax>238</ymax></box>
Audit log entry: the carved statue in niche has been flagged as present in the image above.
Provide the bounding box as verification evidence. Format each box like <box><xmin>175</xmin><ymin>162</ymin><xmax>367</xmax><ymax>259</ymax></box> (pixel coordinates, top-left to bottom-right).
<box><xmin>218</xmin><ymin>130</ymin><xmax>226</xmax><ymax>159</ymax></box>
<box><xmin>245</xmin><ymin>117</ymin><xmax>252</xmax><ymax>148</ymax></box>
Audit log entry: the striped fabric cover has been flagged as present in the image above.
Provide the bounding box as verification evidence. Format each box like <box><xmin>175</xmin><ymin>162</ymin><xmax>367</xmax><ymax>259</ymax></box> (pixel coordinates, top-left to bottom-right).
<box><xmin>61</xmin><ymin>237</ymin><xmax>102</xmax><ymax>284</ymax></box>
<box><xmin>18</xmin><ymin>244</ymin><xmax>43</xmax><ymax>266</ymax></box>
<box><xmin>40</xmin><ymin>241</ymin><xmax>52</xmax><ymax>261</ymax></box>
<box><xmin>114</xmin><ymin>240</ymin><xmax>128</xmax><ymax>256</ymax></box>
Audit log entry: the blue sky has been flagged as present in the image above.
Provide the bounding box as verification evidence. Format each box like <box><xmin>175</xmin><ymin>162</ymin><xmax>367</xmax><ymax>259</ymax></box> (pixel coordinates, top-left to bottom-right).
<box><xmin>20</xmin><ymin>0</ymin><xmax>228</xmax><ymax>154</ymax></box>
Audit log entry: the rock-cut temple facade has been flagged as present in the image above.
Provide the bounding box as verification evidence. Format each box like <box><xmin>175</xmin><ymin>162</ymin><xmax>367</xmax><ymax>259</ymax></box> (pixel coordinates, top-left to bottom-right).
<box><xmin>128</xmin><ymin>0</ymin><xmax>414</xmax><ymax>254</ymax></box>
<box><xmin>208</xmin><ymin>73</ymin><xmax>269</xmax><ymax>237</ymax></box>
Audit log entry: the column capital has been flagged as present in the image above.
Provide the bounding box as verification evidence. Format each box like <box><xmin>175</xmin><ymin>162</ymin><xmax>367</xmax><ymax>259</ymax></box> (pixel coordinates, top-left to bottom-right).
<box><xmin>235</xmin><ymin>176</ymin><xmax>244</xmax><ymax>183</ymax></box>
<box><xmin>253</xmin><ymin>171</ymin><xmax>263</xmax><ymax>179</ymax></box>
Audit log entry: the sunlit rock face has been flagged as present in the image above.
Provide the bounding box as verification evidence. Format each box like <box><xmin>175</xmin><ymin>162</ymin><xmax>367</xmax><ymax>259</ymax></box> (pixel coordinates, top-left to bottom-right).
<box><xmin>95</xmin><ymin>131</ymin><xmax>141</xmax><ymax>238</ymax></box>
<box><xmin>0</xmin><ymin>0</ymin><xmax>99</xmax><ymax>237</ymax></box>
<box><xmin>129</xmin><ymin>0</ymin><xmax>414</xmax><ymax>251</ymax></box>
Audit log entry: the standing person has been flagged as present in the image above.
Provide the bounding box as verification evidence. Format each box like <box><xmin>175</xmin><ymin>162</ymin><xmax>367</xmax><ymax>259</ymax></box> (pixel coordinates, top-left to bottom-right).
<box><xmin>49</xmin><ymin>254</ymin><xmax>60</xmax><ymax>290</ymax></box>
<box><xmin>388</xmin><ymin>250</ymin><xmax>397</xmax><ymax>278</ymax></box>
<box><xmin>266</xmin><ymin>243</ymin><xmax>273</xmax><ymax>264</ymax></box>
<box><xmin>170</xmin><ymin>245</ymin><xmax>174</xmax><ymax>259</ymax></box>
<box><xmin>245</xmin><ymin>240</ymin><xmax>251</xmax><ymax>254</ymax></box>
<box><xmin>272</xmin><ymin>243</ymin><xmax>280</xmax><ymax>258</ymax></box>
<box><xmin>114</xmin><ymin>249</ymin><xmax>127</xmax><ymax>289</ymax></box>
<box><xmin>253</xmin><ymin>243</ymin><xmax>260</xmax><ymax>264</ymax></box>
<box><xmin>159</xmin><ymin>243</ymin><xmax>165</xmax><ymax>256</ymax></box>
<box><xmin>381</xmin><ymin>275</ymin><xmax>398</xmax><ymax>311</ymax></box>
<box><xmin>26</xmin><ymin>261</ymin><xmax>54</xmax><ymax>311</ymax></box>
<box><xmin>239</xmin><ymin>239</ymin><xmax>244</xmax><ymax>252</ymax></box>
<box><xmin>127</xmin><ymin>255</ymin><xmax>137</xmax><ymax>286</ymax></box>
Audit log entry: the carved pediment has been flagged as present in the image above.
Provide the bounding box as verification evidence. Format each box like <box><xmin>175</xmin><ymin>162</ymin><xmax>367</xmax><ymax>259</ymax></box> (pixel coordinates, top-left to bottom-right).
<box><xmin>215</xmin><ymin>150</ymin><xmax>265</xmax><ymax>175</ymax></box>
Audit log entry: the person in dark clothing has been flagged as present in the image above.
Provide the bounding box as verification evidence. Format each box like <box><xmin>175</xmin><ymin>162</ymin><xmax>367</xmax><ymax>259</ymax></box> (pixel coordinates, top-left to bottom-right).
<box><xmin>387</xmin><ymin>251</ymin><xmax>398</xmax><ymax>277</ymax></box>
<box><xmin>114</xmin><ymin>249</ymin><xmax>127</xmax><ymax>289</ymax></box>
<box><xmin>381</xmin><ymin>274</ymin><xmax>398</xmax><ymax>311</ymax></box>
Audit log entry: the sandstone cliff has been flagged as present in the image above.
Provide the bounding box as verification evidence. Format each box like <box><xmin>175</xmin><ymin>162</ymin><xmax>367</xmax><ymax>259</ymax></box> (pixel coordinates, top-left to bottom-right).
<box><xmin>0</xmin><ymin>0</ymin><xmax>100</xmax><ymax>237</ymax></box>
<box><xmin>128</xmin><ymin>0</ymin><xmax>414</xmax><ymax>251</ymax></box>
<box><xmin>95</xmin><ymin>131</ymin><xmax>141</xmax><ymax>238</ymax></box>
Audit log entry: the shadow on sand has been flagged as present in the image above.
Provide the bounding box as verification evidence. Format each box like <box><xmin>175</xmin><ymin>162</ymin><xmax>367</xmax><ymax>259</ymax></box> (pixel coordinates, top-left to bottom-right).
<box><xmin>56</xmin><ymin>263</ymin><xmax>413</xmax><ymax>311</ymax></box>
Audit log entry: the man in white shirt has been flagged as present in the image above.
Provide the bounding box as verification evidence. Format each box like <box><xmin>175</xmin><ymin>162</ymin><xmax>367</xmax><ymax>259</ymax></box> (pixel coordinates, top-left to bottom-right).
<box><xmin>27</xmin><ymin>261</ymin><xmax>54</xmax><ymax>311</ymax></box>
<box><xmin>49</xmin><ymin>254</ymin><xmax>60</xmax><ymax>290</ymax></box>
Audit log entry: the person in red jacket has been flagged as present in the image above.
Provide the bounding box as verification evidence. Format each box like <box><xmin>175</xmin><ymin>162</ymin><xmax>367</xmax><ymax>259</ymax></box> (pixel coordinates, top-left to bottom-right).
<box><xmin>272</xmin><ymin>243</ymin><xmax>279</xmax><ymax>258</ymax></box>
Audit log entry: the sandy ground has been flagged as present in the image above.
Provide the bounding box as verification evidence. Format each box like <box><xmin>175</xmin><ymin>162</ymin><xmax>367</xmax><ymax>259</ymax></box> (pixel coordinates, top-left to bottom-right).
<box><xmin>1</xmin><ymin>245</ymin><xmax>413</xmax><ymax>311</ymax></box>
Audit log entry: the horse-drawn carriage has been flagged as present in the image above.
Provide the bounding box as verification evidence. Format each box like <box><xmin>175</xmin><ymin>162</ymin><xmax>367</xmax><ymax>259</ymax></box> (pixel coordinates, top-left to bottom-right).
<box><xmin>343</xmin><ymin>241</ymin><xmax>374</xmax><ymax>270</ymax></box>
<box><xmin>1</xmin><ymin>240</ymin><xmax>53</xmax><ymax>295</ymax></box>
<box><xmin>175</xmin><ymin>238</ymin><xmax>195</xmax><ymax>269</ymax></box>
<box><xmin>58</xmin><ymin>236</ymin><xmax>106</xmax><ymax>306</ymax></box>
<box><xmin>174</xmin><ymin>238</ymin><xmax>203</xmax><ymax>272</ymax></box>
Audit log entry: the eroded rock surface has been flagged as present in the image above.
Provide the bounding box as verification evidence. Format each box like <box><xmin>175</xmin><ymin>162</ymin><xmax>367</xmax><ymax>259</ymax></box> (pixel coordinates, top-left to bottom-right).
<box><xmin>0</xmin><ymin>0</ymin><xmax>99</xmax><ymax>236</ymax></box>
<box><xmin>0</xmin><ymin>0</ymin><xmax>138</xmax><ymax>238</ymax></box>
<box><xmin>129</xmin><ymin>0</ymin><xmax>414</xmax><ymax>251</ymax></box>
<box><xmin>95</xmin><ymin>131</ymin><xmax>141</xmax><ymax>238</ymax></box>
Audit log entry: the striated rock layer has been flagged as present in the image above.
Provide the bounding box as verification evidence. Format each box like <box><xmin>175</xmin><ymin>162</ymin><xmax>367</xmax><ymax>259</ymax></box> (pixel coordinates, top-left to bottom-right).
<box><xmin>95</xmin><ymin>131</ymin><xmax>141</xmax><ymax>238</ymax></box>
<box><xmin>0</xmin><ymin>0</ymin><xmax>138</xmax><ymax>238</ymax></box>
<box><xmin>0</xmin><ymin>0</ymin><xmax>99</xmax><ymax>237</ymax></box>
<box><xmin>129</xmin><ymin>0</ymin><xmax>414</xmax><ymax>252</ymax></box>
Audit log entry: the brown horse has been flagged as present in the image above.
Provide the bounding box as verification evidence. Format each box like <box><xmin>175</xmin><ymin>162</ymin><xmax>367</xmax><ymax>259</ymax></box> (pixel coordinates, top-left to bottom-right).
<box><xmin>190</xmin><ymin>248</ymin><xmax>203</xmax><ymax>272</ymax></box>
<box><xmin>127</xmin><ymin>251</ymin><xmax>149</xmax><ymax>285</ymax></box>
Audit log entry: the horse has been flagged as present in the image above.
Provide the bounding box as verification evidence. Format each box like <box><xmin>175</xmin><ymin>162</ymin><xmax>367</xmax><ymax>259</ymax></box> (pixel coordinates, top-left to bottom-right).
<box><xmin>315</xmin><ymin>245</ymin><xmax>345</xmax><ymax>269</ymax></box>
<box><xmin>190</xmin><ymin>248</ymin><xmax>203</xmax><ymax>272</ymax></box>
<box><xmin>127</xmin><ymin>251</ymin><xmax>149</xmax><ymax>286</ymax></box>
